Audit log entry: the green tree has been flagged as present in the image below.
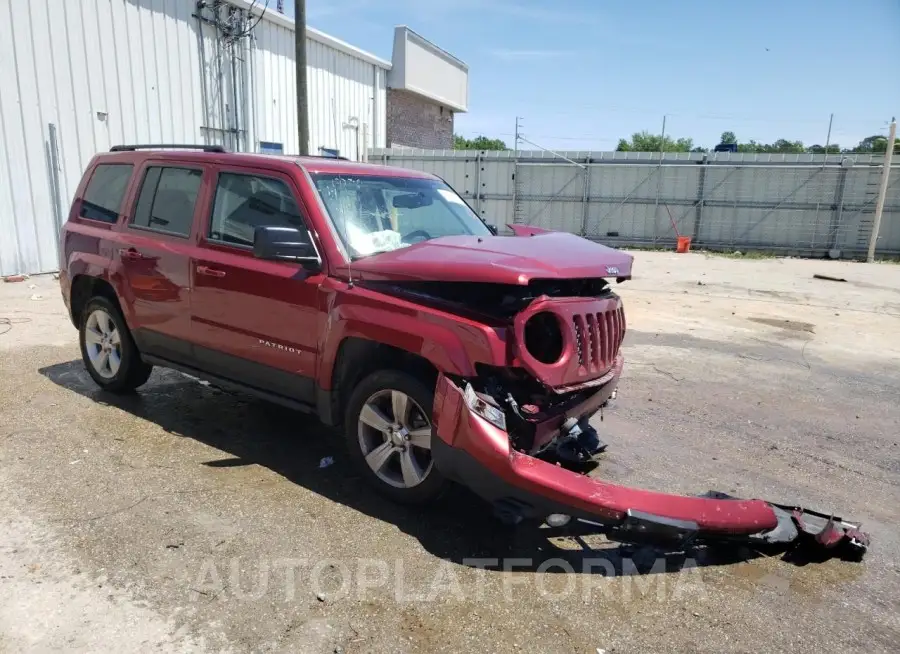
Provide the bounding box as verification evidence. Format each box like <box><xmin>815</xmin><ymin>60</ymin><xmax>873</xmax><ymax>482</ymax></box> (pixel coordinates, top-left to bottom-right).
<box><xmin>807</xmin><ymin>144</ymin><xmax>841</xmax><ymax>154</ymax></box>
<box><xmin>453</xmin><ymin>135</ymin><xmax>507</xmax><ymax>150</ymax></box>
<box><xmin>722</xmin><ymin>131</ymin><xmax>810</xmax><ymax>154</ymax></box>
<box><xmin>844</xmin><ymin>135</ymin><xmax>900</xmax><ymax>153</ymax></box>
<box><xmin>615</xmin><ymin>131</ymin><xmax>694</xmax><ymax>152</ymax></box>
<box><xmin>720</xmin><ymin>131</ymin><xmax>737</xmax><ymax>145</ymax></box>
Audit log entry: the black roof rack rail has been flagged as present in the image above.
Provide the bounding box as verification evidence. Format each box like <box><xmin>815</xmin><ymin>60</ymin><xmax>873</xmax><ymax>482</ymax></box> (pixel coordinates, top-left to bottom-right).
<box><xmin>110</xmin><ymin>144</ymin><xmax>227</xmax><ymax>153</ymax></box>
<box><xmin>311</xmin><ymin>155</ymin><xmax>350</xmax><ymax>161</ymax></box>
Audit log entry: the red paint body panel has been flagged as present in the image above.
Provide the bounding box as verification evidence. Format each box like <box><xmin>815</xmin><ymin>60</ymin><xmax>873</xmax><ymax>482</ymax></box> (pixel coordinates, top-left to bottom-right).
<box><xmin>433</xmin><ymin>374</ymin><xmax>779</xmax><ymax>535</ymax></box>
<box><xmin>188</xmin><ymin>162</ymin><xmax>326</xmax><ymax>378</ymax></box>
<box><xmin>346</xmin><ymin>232</ymin><xmax>634</xmax><ymax>285</ymax></box>
<box><xmin>514</xmin><ymin>296</ymin><xmax>624</xmax><ymax>389</ymax></box>
<box><xmin>314</xmin><ymin>277</ymin><xmax>511</xmax><ymax>390</ymax></box>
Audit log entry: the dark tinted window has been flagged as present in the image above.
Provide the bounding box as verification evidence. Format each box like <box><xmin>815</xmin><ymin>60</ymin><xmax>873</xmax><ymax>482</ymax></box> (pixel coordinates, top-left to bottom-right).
<box><xmin>208</xmin><ymin>173</ymin><xmax>304</xmax><ymax>247</ymax></box>
<box><xmin>131</xmin><ymin>167</ymin><xmax>202</xmax><ymax>237</ymax></box>
<box><xmin>81</xmin><ymin>164</ymin><xmax>133</xmax><ymax>223</ymax></box>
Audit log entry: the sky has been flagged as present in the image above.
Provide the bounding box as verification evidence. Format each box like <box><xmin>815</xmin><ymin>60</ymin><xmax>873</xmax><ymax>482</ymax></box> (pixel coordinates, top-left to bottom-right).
<box><xmin>281</xmin><ymin>0</ymin><xmax>900</xmax><ymax>151</ymax></box>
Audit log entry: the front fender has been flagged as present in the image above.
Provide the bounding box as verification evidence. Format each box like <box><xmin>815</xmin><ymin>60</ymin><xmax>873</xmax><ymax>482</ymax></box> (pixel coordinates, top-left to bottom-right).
<box><xmin>316</xmin><ymin>280</ymin><xmax>509</xmax><ymax>390</ymax></box>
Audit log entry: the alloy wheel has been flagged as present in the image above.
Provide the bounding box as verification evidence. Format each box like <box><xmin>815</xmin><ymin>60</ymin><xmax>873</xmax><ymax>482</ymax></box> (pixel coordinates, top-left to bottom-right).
<box><xmin>357</xmin><ymin>389</ymin><xmax>433</xmax><ymax>488</ymax></box>
<box><xmin>84</xmin><ymin>308</ymin><xmax>122</xmax><ymax>379</ymax></box>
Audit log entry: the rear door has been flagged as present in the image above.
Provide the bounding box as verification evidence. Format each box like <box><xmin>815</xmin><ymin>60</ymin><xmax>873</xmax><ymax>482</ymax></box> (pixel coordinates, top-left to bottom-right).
<box><xmin>190</xmin><ymin>166</ymin><xmax>326</xmax><ymax>404</ymax></box>
<box><xmin>120</xmin><ymin>164</ymin><xmax>207</xmax><ymax>362</ymax></box>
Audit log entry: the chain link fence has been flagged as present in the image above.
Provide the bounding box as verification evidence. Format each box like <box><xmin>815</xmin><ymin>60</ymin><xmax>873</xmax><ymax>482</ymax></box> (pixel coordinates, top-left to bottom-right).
<box><xmin>369</xmin><ymin>149</ymin><xmax>900</xmax><ymax>258</ymax></box>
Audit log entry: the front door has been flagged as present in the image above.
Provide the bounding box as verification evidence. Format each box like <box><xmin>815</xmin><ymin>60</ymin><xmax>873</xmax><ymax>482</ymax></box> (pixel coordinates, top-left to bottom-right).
<box><xmin>190</xmin><ymin>166</ymin><xmax>326</xmax><ymax>404</ymax></box>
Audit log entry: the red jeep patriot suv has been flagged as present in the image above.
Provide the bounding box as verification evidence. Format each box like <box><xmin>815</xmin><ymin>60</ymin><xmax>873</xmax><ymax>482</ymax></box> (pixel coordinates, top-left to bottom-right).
<box><xmin>60</xmin><ymin>144</ymin><xmax>633</xmax><ymax>520</ymax></box>
<box><xmin>57</xmin><ymin>145</ymin><xmax>872</xmax><ymax>556</ymax></box>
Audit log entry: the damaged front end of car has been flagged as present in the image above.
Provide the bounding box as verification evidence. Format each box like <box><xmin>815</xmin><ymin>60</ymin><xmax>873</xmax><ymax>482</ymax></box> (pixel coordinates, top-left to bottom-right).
<box><xmin>399</xmin><ymin>277</ymin><xmax>870</xmax><ymax>562</ymax></box>
<box><xmin>363</xmin><ymin>262</ymin><xmax>869</xmax><ymax>561</ymax></box>
<box><xmin>367</xmin><ymin>276</ymin><xmax>626</xmax><ymax>467</ymax></box>
<box><xmin>432</xmin><ymin>372</ymin><xmax>869</xmax><ymax>561</ymax></box>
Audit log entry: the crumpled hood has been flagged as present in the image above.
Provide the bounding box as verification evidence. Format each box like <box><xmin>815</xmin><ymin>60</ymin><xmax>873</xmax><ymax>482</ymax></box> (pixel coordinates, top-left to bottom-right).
<box><xmin>346</xmin><ymin>232</ymin><xmax>633</xmax><ymax>285</ymax></box>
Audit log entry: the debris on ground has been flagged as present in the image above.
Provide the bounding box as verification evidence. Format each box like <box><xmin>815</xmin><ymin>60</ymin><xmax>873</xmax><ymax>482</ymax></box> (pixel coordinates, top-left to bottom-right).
<box><xmin>813</xmin><ymin>273</ymin><xmax>848</xmax><ymax>283</ymax></box>
<box><xmin>319</xmin><ymin>456</ymin><xmax>334</xmax><ymax>469</ymax></box>
<box><xmin>316</xmin><ymin>592</ymin><xmax>327</xmax><ymax>602</ymax></box>
<box><xmin>3</xmin><ymin>274</ymin><xmax>28</xmax><ymax>283</ymax></box>
<box><xmin>30</xmin><ymin>294</ymin><xmax>43</xmax><ymax>301</ymax></box>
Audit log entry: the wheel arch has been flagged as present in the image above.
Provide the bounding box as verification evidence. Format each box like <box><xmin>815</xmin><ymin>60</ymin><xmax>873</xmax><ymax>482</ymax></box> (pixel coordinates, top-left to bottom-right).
<box><xmin>70</xmin><ymin>275</ymin><xmax>122</xmax><ymax>328</ymax></box>
<box><xmin>324</xmin><ymin>337</ymin><xmax>438</xmax><ymax>428</ymax></box>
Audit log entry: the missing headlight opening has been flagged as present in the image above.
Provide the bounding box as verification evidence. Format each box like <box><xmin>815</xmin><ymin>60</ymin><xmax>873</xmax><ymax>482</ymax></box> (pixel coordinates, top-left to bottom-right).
<box><xmin>453</xmin><ymin>364</ymin><xmax>607</xmax><ymax>466</ymax></box>
<box><xmin>523</xmin><ymin>312</ymin><xmax>564</xmax><ymax>364</ymax></box>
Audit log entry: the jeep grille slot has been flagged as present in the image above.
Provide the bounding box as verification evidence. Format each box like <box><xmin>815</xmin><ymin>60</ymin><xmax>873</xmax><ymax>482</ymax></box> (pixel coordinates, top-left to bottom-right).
<box><xmin>572</xmin><ymin>315</ymin><xmax>586</xmax><ymax>366</ymax></box>
<box><xmin>571</xmin><ymin>305</ymin><xmax>625</xmax><ymax>374</ymax></box>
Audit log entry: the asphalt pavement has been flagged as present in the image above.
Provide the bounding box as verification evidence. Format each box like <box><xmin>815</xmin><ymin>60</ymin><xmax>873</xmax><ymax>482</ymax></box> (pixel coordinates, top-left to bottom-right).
<box><xmin>1</xmin><ymin>252</ymin><xmax>898</xmax><ymax>653</ymax></box>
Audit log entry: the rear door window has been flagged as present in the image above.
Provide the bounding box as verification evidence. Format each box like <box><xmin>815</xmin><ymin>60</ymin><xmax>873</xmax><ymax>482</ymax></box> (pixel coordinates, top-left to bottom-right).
<box><xmin>131</xmin><ymin>167</ymin><xmax>202</xmax><ymax>237</ymax></box>
<box><xmin>81</xmin><ymin>164</ymin><xmax>134</xmax><ymax>223</ymax></box>
<box><xmin>207</xmin><ymin>173</ymin><xmax>305</xmax><ymax>247</ymax></box>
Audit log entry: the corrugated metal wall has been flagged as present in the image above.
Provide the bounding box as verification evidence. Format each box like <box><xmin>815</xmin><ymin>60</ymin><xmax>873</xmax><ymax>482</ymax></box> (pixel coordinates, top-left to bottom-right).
<box><xmin>369</xmin><ymin>148</ymin><xmax>900</xmax><ymax>258</ymax></box>
<box><xmin>0</xmin><ymin>0</ymin><xmax>389</xmax><ymax>276</ymax></box>
<box><xmin>254</xmin><ymin>23</ymin><xmax>387</xmax><ymax>160</ymax></box>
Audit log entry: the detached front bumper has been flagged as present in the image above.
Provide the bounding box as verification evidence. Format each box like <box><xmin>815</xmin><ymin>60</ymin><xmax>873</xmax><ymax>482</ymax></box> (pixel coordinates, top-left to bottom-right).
<box><xmin>432</xmin><ymin>374</ymin><xmax>869</xmax><ymax>559</ymax></box>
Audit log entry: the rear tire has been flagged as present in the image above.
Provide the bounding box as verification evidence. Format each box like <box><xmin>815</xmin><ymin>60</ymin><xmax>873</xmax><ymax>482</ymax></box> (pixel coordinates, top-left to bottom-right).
<box><xmin>344</xmin><ymin>370</ymin><xmax>446</xmax><ymax>504</ymax></box>
<box><xmin>79</xmin><ymin>296</ymin><xmax>152</xmax><ymax>393</ymax></box>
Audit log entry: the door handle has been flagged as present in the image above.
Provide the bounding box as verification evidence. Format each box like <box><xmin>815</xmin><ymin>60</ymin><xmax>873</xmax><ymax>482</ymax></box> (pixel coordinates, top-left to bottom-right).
<box><xmin>119</xmin><ymin>248</ymin><xmax>145</xmax><ymax>261</ymax></box>
<box><xmin>196</xmin><ymin>265</ymin><xmax>226</xmax><ymax>278</ymax></box>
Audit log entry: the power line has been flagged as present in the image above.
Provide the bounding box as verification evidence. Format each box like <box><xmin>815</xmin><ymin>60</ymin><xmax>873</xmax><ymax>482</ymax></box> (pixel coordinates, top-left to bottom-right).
<box><xmin>494</xmin><ymin>105</ymin><xmax>886</xmax><ymax>127</ymax></box>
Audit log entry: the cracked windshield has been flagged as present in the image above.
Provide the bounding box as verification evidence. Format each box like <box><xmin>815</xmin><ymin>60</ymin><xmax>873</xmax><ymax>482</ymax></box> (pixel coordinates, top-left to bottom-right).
<box><xmin>310</xmin><ymin>174</ymin><xmax>492</xmax><ymax>257</ymax></box>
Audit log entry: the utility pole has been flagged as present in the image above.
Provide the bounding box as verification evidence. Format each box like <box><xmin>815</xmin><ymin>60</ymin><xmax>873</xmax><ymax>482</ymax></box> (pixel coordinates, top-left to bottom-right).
<box><xmin>867</xmin><ymin>117</ymin><xmax>897</xmax><ymax>262</ymax></box>
<box><xmin>653</xmin><ymin>115</ymin><xmax>666</xmax><ymax>243</ymax></box>
<box><xmin>513</xmin><ymin>116</ymin><xmax>521</xmax><ymax>159</ymax></box>
<box><xmin>295</xmin><ymin>0</ymin><xmax>309</xmax><ymax>155</ymax></box>
<box><xmin>512</xmin><ymin>116</ymin><xmax>521</xmax><ymax>223</ymax></box>
<box><xmin>824</xmin><ymin>113</ymin><xmax>834</xmax><ymax>158</ymax></box>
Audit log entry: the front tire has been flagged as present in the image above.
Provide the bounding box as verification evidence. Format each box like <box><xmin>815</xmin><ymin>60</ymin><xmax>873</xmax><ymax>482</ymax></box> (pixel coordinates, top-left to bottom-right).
<box><xmin>344</xmin><ymin>370</ymin><xmax>446</xmax><ymax>504</ymax></box>
<box><xmin>79</xmin><ymin>297</ymin><xmax>152</xmax><ymax>393</ymax></box>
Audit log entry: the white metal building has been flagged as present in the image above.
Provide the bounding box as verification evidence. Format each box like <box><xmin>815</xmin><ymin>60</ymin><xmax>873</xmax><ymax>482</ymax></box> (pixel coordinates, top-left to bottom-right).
<box><xmin>1</xmin><ymin>0</ymin><xmax>455</xmax><ymax>276</ymax></box>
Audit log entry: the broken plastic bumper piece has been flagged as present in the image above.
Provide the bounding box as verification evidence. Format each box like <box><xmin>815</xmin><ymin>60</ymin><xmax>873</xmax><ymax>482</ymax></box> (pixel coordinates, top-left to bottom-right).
<box><xmin>433</xmin><ymin>374</ymin><xmax>869</xmax><ymax>560</ymax></box>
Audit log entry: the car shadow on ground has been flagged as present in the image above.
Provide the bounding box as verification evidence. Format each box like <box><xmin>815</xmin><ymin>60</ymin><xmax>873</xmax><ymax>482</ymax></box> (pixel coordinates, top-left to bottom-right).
<box><xmin>41</xmin><ymin>360</ymin><xmax>782</xmax><ymax>577</ymax></box>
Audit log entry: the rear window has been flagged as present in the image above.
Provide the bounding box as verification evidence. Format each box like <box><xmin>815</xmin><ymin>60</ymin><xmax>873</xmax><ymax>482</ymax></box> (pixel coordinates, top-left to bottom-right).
<box><xmin>131</xmin><ymin>167</ymin><xmax>203</xmax><ymax>237</ymax></box>
<box><xmin>81</xmin><ymin>164</ymin><xmax>133</xmax><ymax>223</ymax></box>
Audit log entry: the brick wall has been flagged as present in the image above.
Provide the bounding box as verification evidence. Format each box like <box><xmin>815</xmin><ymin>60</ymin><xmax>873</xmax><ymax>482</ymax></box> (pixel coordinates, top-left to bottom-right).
<box><xmin>386</xmin><ymin>89</ymin><xmax>454</xmax><ymax>149</ymax></box>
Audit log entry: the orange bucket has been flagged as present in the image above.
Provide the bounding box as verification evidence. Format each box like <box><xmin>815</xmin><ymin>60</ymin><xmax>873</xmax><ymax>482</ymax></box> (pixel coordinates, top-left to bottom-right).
<box><xmin>676</xmin><ymin>236</ymin><xmax>692</xmax><ymax>253</ymax></box>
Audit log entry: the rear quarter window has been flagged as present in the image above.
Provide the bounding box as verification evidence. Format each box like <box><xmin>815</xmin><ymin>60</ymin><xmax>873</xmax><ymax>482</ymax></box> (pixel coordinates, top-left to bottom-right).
<box><xmin>80</xmin><ymin>164</ymin><xmax>134</xmax><ymax>223</ymax></box>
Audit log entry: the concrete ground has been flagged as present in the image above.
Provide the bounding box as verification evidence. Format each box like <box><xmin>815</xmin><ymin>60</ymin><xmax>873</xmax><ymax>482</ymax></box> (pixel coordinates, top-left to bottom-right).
<box><xmin>1</xmin><ymin>252</ymin><xmax>899</xmax><ymax>653</ymax></box>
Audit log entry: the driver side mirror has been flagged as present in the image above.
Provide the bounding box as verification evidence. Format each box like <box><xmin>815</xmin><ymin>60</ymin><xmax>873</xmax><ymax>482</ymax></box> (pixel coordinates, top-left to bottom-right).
<box><xmin>253</xmin><ymin>226</ymin><xmax>319</xmax><ymax>265</ymax></box>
